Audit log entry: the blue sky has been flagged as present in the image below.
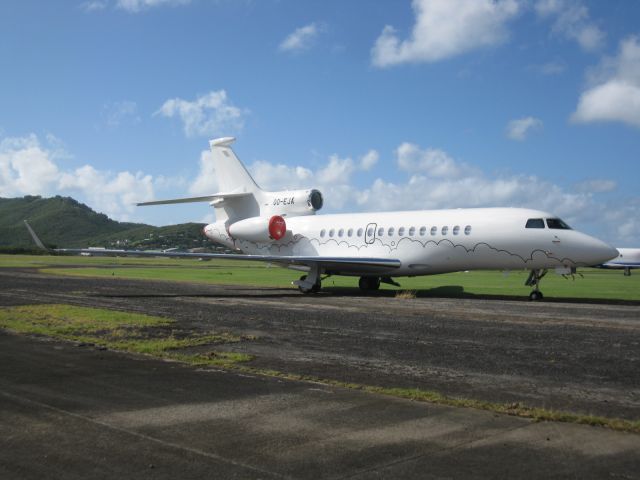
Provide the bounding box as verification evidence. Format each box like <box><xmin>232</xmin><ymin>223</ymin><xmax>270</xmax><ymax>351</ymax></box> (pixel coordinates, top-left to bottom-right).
<box><xmin>1</xmin><ymin>0</ymin><xmax>639</xmax><ymax>245</ymax></box>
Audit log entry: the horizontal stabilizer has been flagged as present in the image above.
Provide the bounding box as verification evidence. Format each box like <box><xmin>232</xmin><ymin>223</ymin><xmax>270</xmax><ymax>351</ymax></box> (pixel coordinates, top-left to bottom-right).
<box><xmin>137</xmin><ymin>191</ymin><xmax>252</xmax><ymax>206</ymax></box>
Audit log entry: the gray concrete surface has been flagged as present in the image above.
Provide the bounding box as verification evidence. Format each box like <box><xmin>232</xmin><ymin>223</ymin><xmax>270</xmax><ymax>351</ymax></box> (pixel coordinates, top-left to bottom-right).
<box><xmin>1</xmin><ymin>268</ymin><xmax>640</xmax><ymax>478</ymax></box>
<box><xmin>1</xmin><ymin>333</ymin><xmax>639</xmax><ymax>479</ymax></box>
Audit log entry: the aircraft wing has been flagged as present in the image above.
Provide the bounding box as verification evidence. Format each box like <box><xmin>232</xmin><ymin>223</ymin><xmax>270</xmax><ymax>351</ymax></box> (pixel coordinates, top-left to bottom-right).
<box><xmin>53</xmin><ymin>247</ymin><xmax>401</xmax><ymax>273</ymax></box>
<box><xmin>24</xmin><ymin>220</ymin><xmax>400</xmax><ymax>274</ymax></box>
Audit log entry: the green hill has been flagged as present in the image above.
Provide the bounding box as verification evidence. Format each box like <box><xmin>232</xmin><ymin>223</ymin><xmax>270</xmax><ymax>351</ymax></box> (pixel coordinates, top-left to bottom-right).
<box><xmin>0</xmin><ymin>196</ymin><xmax>210</xmax><ymax>251</ymax></box>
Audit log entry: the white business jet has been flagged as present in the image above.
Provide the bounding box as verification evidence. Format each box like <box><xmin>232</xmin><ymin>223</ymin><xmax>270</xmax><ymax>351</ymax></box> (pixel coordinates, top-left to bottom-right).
<box><xmin>598</xmin><ymin>248</ymin><xmax>640</xmax><ymax>276</ymax></box>
<box><xmin>34</xmin><ymin>137</ymin><xmax>618</xmax><ymax>300</ymax></box>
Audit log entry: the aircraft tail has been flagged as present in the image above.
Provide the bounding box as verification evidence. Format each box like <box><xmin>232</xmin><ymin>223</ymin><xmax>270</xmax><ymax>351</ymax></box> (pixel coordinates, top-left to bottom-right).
<box><xmin>138</xmin><ymin>137</ymin><xmax>262</xmax><ymax>224</ymax></box>
<box><xmin>207</xmin><ymin>137</ymin><xmax>262</xmax><ymax>223</ymax></box>
<box><xmin>209</xmin><ymin>137</ymin><xmax>260</xmax><ymax>195</ymax></box>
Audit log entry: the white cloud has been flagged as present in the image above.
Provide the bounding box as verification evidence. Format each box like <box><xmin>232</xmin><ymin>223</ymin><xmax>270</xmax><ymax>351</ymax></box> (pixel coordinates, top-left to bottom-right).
<box><xmin>396</xmin><ymin>143</ymin><xmax>472</xmax><ymax>178</ymax></box>
<box><xmin>574</xmin><ymin>179</ymin><xmax>617</xmax><ymax>194</ymax></box>
<box><xmin>534</xmin><ymin>0</ymin><xmax>604</xmax><ymax>52</ymax></box>
<box><xmin>59</xmin><ymin>167</ymin><xmax>155</xmax><ymax>220</ymax></box>
<box><xmin>103</xmin><ymin>100</ymin><xmax>140</xmax><ymax>128</ymax></box>
<box><xmin>506</xmin><ymin>116</ymin><xmax>543</xmax><ymax>140</ymax></box>
<box><xmin>80</xmin><ymin>0</ymin><xmax>108</xmax><ymax>12</ymax></box>
<box><xmin>249</xmin><ymin>161</ymin><xmax>313</xmax><ymax>191</ymax></box>
<box><xmin>188</xmin><ymin>150</ymin><xmax>219</xmax><ymax>195</ymax></box>
<box><xmin>371</xmin><ymin>0</ymin><xmax>520</xmax><ymax>67</ymax></box>
<box><xmin>115</xmin><ymin>0</ymin><xmax>190</xmax><ymax>13</ymax></box>
<box><xmin>279</xmin><ymin>23</ymin><xmax>321</xmax><ymax>53</ymax></box>
<box><xmin>0</xmin><ymin>134</ymin><xmax>156</xmax><ymax>221</ymax></box>
<box><xmin>188</xmin><ymin>148</ymin><xmax>377</xmax><ymax>197</ymax></box>
<box><xmin>360</xmin><ymin>150</ymin><xmax>379</xmax><ymax>171</ymax></box>
<box><xmin>529</xmin><ymin>61</ymin><xmax>566</xmax><ymax>76</ymax></box>
<box><xmin>601</xmin><ymin>198</ymin><xmax>640</xmax><ymax>245</ymax></box>
<box><xmin>317</xmin><ymin>155</ymin><xmax>357</xmax><ymax>185</ymax></box>
<box><xmin>572</xmin><ymin>36</ymin><xmax>640</xmax><ymax>128</ymax></box>
<box><xmin>0</xmin><ymin>134</ymin><xmax>60</xmax><ymax>196</ymax></box>
<box><xmin>352</xmin><ymin>144</ymin><xmax>603</xmax><ymax>230</ymax></box>
<box><xmin>156</xmin><ymin>90</ymin><xmax>247</xmax><ymax>138</ymax></box>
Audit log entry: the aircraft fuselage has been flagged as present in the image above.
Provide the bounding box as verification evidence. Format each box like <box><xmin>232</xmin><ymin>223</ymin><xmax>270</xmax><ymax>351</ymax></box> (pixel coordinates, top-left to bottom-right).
<box><xmin>204</xmin><ymin>207</ymin><xmax>616</xmax><ymax>277</ymax></box>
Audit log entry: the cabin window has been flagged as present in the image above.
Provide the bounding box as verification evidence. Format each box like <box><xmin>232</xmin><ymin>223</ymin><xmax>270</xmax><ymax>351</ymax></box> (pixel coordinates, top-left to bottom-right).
<box><xmin>398</xmin><ymin>227</ymin><xmax>405</xmax><ymax>236</ymax></box>
<box><xmin>378</xmin><ymin>227</ymin><xmax>384</xmax><ymax>237</ymax></box>
<box><xmin>408</xmin><ymin>226</ymin><xmax>415</xmax><ymax>236</ymax></box>
<box><xmin>347</xmin><ymin>228</ymin><xmax>353</xmax><ymax>237</ymax></box>
<box><xmin>329</xmin><ymin>229</ymin><xmax>335</xmax><ymax>237</ymax></box>
<box><xmin>453</xmin><ymin>225</ymin><xmax>460</xmax><ymax>235</ymax></box>
<box><xmin>546</xmin><ymin>218</ymin><xmax>572</xmax><ymax>230</ymax></box>
<box><xmin>525</xmin><ymin>218</ymin><xmax>545</xmax><ymax>229</ymax></box>
<box><xmin>338</xmin><ymin>228</ymin><xmax>344</xmax><ymax>237</ymax></box>
<box><xmin>357</xmin><ymin>228</ymin><xmax>363</xmax><ymax>237</ymax></box>
<box><xmin>320</xmin><ymin>229</ymin><xmax>326</xmax><ymax>238</ymax></box>
<box><xmin>464</xmin><ymin>225</ymin><xmax>472</xmax><ymax>235</ymax></box>
<box><xmin>442</xmin><ymin>226</ymin><xmax>449</xmax><ymax>235</ymax></box>
<box><xmin>388</xmin><ymin>227</ymin><xmax>395</xmax><ymax>236</ymax></box>
<box><xmin>430</xmin><ymin>226</ymin><xmax>437</xmax><ymax>236</ymax></box>
<box><xmin>419</xmin><ymin>226</ymin><xmax>427</xmax><ymax>236</ymax></box>
<box><xmin>367</xmin><ymin>227</ymin><xmax>373</xmax><ymax>237</ymax></box>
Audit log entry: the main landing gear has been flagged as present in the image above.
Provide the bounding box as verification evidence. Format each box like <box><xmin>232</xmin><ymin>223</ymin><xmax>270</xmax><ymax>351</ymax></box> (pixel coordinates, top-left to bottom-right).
<box><xmin>525</xmin><ymin>269</ymin><xmax>548</xmax><ymax>301</ymax></box>
<box><xmin>294</xmin><ymin>264</ymin><xmax>321</xmax><ymax>294</ymax></box>
<box><xmin>296</xmin><ymin>275</ymin><xmax>321</xmax><ymax>293</ymax></box>
<box><xmin>358</xmin><ymin>276</ymin><xmax>380</xmax><ymax>291</ymax></box>
<box><xmin>358</xmin><ymin>276</ymin><xmax>400</xmax><ymax>292</ymax></box>
<box><xmin>296</xmin><ymin>272</ymin><xmax>401</xmax><ymax>294</ymax></box>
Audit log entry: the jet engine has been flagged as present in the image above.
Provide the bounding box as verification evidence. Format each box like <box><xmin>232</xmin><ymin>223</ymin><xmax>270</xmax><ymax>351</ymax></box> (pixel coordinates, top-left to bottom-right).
<box><xmin>228</xmin><ymin>215</ymin><xmax>287</xmax><ymax>242</ymax></box>
<box><xmin>265</xmin><ymin>189</ymin><xmax>323</xmax><ymax>216</ymax></box>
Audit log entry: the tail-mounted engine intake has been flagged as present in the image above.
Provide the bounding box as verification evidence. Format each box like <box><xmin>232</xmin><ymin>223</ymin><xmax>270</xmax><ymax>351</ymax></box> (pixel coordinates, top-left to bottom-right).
<box><xmin>228</xmin><ymin>215</ymin><xmax>287</xmax><ymax>242</ymax></box>
<box><xmin>265</xmin><ymin>189</ymin><xmax>323</xmax><ymax>216</ymax></box>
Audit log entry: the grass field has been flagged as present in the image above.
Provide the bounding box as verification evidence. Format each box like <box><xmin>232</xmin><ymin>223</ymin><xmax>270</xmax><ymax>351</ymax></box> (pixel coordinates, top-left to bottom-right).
<box><xmin>1</xmin><ymin>254</ymin><xmax>638</xmax><ymax>301</ymax></box>
<box><xmin>0</xmin><ymin>304</ymin><xmax>252</xmax><ymax>367</ymax></box>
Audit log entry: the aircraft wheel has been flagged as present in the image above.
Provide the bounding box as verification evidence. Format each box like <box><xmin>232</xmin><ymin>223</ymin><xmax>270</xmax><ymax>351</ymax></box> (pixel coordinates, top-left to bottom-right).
<box><xmin>359</xmin><ymin>276</ymin><xmax>381</xmax><ymax>291</ymax></box>
<box><xmin>298</xmin><ymin>275</ymin><xmax>320</xmax><ymax>294</ymax></box>
<box><xmin>529</xmin><ymin>291</ymin><xmax>544</xmax><ymax>301</ymax></box>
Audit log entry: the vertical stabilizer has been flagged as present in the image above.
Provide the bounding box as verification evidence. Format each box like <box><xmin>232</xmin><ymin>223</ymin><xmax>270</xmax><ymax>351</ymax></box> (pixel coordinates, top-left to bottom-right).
<box><xmin>209</xmin><ymin>137</ymin><xmax>262</xmax><ymax>223</ymax></box>
<box><xmin>209</xmin><ymin>137</ymin><xmax>260</xmax><ymax>194</ymax></box>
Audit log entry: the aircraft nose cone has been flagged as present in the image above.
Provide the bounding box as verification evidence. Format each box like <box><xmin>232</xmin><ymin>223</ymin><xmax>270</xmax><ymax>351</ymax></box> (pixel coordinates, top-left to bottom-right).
<box><xmin>590</xmin><ymin>239</ymin><xmax>618</xmax><ymax>265</ymax></box>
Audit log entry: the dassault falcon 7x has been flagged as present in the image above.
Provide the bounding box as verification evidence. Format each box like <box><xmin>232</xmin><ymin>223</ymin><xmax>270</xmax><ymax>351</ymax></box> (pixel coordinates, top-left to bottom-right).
<box><xmin>34</xmin><ymin>137</ymin><xmax>618</xmax><ymax>300</ymax></box>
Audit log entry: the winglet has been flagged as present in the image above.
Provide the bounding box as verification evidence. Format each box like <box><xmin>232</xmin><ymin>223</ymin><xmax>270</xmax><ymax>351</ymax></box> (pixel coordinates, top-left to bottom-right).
<box><xmin>24</xmin><ymin>220</ymin><xmax>48</xmax><ymax>251</ymax></box>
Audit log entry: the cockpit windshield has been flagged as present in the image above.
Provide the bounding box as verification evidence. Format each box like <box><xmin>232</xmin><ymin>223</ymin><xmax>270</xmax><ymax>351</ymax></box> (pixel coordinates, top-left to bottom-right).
<box><xmin>546</xmin><ymin>218</ymin><xmax>571</xmax><ymax>230</ymax></box>
<box><xmin>525</xmin><ymin>218</ymin><xmax>545</xmax><ymax>228</ymax></box>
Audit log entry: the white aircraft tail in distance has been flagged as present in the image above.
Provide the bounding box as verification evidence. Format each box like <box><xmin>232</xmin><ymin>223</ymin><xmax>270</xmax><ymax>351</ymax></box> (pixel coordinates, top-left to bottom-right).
<box><xmin>35</xmin><ymin>137</ymin><xmax>618</xmax><ymax>300</ymax></box>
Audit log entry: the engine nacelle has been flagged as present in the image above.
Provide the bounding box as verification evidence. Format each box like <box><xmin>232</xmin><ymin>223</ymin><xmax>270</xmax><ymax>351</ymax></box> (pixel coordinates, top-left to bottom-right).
<box><xmin>264</xmin><ymin>189</ymin><xmax>323</xmax><ymax>216</ymax></box>
<box><xmin>228</xmin><ymin>215</ymin><xmax>287</xmax><ymax>243</ymax></box>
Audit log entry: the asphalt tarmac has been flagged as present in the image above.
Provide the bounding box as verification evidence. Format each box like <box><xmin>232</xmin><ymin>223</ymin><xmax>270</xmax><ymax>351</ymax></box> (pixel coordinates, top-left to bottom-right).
<box><xmin>1</xmin><ymin>268</ymin><xmax>639</xmax><ymax>478</ymax></box>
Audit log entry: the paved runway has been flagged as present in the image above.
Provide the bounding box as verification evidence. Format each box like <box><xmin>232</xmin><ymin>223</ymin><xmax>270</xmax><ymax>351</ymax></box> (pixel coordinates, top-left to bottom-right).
<box><xmin>1</xmin><ymin>268</ymin><xmax>639</xmax><ymax>478</ymax></box>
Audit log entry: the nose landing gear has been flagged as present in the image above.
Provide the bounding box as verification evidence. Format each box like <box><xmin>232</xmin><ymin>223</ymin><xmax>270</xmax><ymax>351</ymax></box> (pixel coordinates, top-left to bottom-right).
<box><xmin>525</xmin><ymin>269</ymin><xmax>547</xmax><ymax>301</ymax></box>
